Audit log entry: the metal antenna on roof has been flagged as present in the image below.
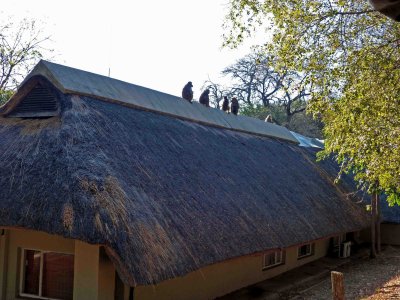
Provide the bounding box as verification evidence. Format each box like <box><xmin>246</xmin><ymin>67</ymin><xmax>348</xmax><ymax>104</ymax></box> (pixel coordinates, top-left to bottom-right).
<box><xmin>107</xmin><ymin>6</ymin><xmax>112</xmax><ymax>78</ymax></box>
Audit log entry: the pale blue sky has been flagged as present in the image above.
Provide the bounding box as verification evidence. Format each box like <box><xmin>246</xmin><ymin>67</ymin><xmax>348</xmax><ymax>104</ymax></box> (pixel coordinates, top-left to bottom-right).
<box><xmin>3</xmin><ymin>0</ymin><xmax>266</xmax><ymax>99</ymax></box>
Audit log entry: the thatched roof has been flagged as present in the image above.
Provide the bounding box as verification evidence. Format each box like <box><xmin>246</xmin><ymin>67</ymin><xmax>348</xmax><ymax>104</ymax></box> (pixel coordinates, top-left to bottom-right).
<box><xmin>306</xmin><ymin>148</ymin><xmax>400</xmax><ymax>225</ymax></box>
<box><xmin>0</xmin><ymin>61</ymin><xmax>369</xmax><ymax>286</ymax></box>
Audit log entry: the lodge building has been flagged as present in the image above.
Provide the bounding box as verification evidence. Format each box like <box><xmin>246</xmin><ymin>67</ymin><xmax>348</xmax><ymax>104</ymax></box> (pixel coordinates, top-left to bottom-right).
<box><xmin>0</xmin><ymin>61</ymin><xmax>369</xmax><ymax>300</ymax></box>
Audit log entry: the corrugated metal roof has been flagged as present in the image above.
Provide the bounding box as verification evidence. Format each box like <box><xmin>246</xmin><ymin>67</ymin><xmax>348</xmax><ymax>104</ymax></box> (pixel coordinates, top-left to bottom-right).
<box><xmin>290</xmin><ymin>131</ymin><xmax>325</xmax><ymax>148</ymax></box>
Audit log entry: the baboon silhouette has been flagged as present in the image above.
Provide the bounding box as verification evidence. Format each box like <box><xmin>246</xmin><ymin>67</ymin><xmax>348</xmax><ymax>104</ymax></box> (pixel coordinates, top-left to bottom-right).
<box><xmin>222</xmin><ymin>96</ymin><xmax>230</xmax><ymax>113</ymax></box>
<box><xmin>199</xmin><ymin>89</ymin><xmax>210</xmax><ymax>107</ymax></box>
<box><xmin>231</xmin><ymin>97</ymin><xmax>239</xmax><ymax>115</ymax></box>
<box><xmin>182</xmin><ymin>82</ymin><xmax>194</xmax><ymax>102</ymax></box>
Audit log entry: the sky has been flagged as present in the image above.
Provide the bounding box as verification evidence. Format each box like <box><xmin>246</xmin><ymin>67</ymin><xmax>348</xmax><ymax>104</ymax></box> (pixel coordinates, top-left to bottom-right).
<box><xmin>2</xmin><ymin>0</ymin><xmax>266</xmax><ymax>99</ymax></box>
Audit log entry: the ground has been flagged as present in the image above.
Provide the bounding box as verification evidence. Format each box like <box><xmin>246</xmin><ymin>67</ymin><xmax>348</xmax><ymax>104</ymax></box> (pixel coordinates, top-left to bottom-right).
<box><xmin>290</xmin><ymin>246</ymin><xmax>400</xmax><ymax>300</ymax></box>
<box><xmin>220</xmin><ymin>246</ymin><xmax>400</xmax><ymax>300</ymax></box>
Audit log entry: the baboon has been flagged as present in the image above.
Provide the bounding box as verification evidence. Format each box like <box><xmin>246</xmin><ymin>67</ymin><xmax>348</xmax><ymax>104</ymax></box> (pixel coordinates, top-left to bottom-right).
<box><xmin>222</xmin><ymin>96</ymin><xmax>230</xmax><ymax>113</ymax></box>
<box><xmin>199</xmin><ymin>89</ymin><xmax>210</xmax><ymax>107</ymax></box>
<box><xmin>182</xmin><ymin>81</ymin><xmax>194</xmax><ymax>102</ymax></box>
<box><xmin>265</xmin><ymin>115</ymin><xmax>273</xmax><ymax>123</ymax></box>
<box><xmin>231</xmin><ymin>97</ymin><xmax>239</xmax><ymax>115</ymax></box>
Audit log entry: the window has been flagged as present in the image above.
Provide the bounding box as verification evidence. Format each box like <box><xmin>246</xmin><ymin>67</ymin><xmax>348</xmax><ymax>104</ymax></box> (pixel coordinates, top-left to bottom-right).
<box><xmin>297</xmin><ymin>243</ymin><xmax>315</xmax><ymax>259</ymax></box>
<box><xmin>263</xmin><ymin>250</ymin><xmax>285</xmax><ymax>269</ymax></box>
<box><xmin>20</xmin><ymin>249</ymin><xmax>74</xmax><ymax>300</ymax></box>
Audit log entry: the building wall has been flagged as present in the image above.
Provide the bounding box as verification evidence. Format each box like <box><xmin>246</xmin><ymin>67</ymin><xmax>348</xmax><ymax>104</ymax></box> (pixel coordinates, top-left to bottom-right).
<box><xmin>381</xmin><ymin>224</ymin><xmax>400</xmax><ymax>245</ymax></box>
<box><xmin>0</xmin><ymin>228</ymin><xmax>115</xmax><ymax>300</ymax></box>
<box><xmin>361</xmin><ymin>224</ymin><xmax>400</xmax><ymax>245</ymax></box>
<box><xmin>134</xmin><ymin>238</ymin><xmax>330</xmax><ymax>300</ymax></box>
<box><xmin>0</xmin><ymin>228</ymin><xmax>334</xmax><ymax>300</ymax></box>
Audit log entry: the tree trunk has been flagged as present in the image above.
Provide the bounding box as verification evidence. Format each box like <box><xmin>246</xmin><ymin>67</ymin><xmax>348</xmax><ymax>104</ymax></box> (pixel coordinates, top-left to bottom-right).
<box><xmin>376</xmin><ymin>193</ymin><xmax>381</xmax><ymax>254</ymax></box>
<box><xmin>370</xmin><ymin>193</ymin><xmax>377</xmax><ymax>258</ymax></box>
<box><xmin>286</xmin><ymin>113</ymin><xmax>293</xmax><ymax>125</ymax></box>
<box><xmin>261</xmin><ymin>95</ymin><xmax>268</xmax><ymax>107</ymax></box>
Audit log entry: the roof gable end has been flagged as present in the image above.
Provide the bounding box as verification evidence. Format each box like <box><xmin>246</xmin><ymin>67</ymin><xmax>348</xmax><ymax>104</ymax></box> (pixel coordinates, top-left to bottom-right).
<box><xmin>1</xmin><ymin>75</ymin><xmax>60</xmax><ymax>118</ymax></box>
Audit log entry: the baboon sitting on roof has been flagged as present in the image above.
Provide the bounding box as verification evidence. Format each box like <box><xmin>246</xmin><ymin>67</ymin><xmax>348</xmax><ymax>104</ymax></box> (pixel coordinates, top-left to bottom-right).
<box><xmin>182</xmin><ymin>82</ymin><xmax>193</xmax><ymax>102</ymax></box>
<box><xmin>222</xmin><ymin>96</ymin><xmax>229</xmax><ymax>113</ymax></box>
<box><xmin>230</xmin><ymin>97</ymin><xmax>239</xmax><ymax>115</ymax></box>
<box><xmin>199</xmin><ymin>89</ymin><xmax>210</xmax><ymax>107</ymax></box>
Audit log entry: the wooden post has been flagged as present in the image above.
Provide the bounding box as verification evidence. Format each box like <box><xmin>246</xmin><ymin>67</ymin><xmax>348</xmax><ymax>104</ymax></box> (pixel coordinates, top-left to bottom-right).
<box><xmin>0</xmin><ymin>230</ymin><xmax>9</xmax><ymax>300</ymax></box>
<box><xmin>331</xmin><ymin>271</ymin><xmax>345</xmax><ymax>300</ymax></box>
<box><xmin>376</xmin><ymin>193</ymin><xmax>381</xmax><ymax>254</ymax></box>
<box><xmin>370</xmin><ymin>193</ymin><xmax>377</xmax><ymax>258</ymax></box>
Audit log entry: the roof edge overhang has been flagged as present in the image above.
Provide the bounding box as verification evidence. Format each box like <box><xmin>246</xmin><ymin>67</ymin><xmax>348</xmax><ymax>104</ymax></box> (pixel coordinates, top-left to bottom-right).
<box><xmin>131</xmin><ymin>224</ymin><xmax>370</xmax><ymax>286</ymax></box>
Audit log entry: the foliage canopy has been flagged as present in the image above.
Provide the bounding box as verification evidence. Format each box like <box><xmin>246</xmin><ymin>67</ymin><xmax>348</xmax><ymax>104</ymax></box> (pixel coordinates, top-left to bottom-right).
<box><xmin>0</xmin><ymin>16</ymin><xmax>51</xmax><ymax>105</ymax></box>
<box><xmin>224</xmin><ymin>0</ymin><xmax>400</xmax><ymax>203</ymax></box>
<box><xmin>203</xmin><ymin>50</ymin><xmax>320</xmax><ymax>136</ymax></box>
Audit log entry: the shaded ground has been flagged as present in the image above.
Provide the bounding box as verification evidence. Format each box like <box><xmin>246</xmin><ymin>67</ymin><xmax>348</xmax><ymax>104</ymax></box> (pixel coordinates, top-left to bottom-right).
<box><xmin>292</xmin><ymin>246</ymin><xmax>400</xmax><ymax>300</ymax></box>
<box><xmin>219</xmin><ymin>246</ymin><xmax>400</xmax><ymax>299</ymax></box>
<box><xmin>218</xmin><ymin>251</ymin><xmax>363</xmax><ymax>300</ymax></box>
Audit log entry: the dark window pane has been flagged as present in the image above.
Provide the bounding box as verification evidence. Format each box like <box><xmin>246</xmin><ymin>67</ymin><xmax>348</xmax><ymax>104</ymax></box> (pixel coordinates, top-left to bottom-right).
<box><xmin>23</xmin><ymin>250</ymin><xmax>41</xmax><ymax>295</ymax></box>
<box><xmin>267</xmin><ymin>253</ymin><xmax>275</xmax><ymax>265</ymax></box>
<box><xmin>42</xmin><ymin>253</ymin><xmax>74</xmax><ymax>300</ymax></box>
<box><xmin>299</xmin><ymin>245</ymin><xmax>307</xmax><ymax>256</ymax></box>
<box><xmin>298</xmin><ymin>244</ymin><xmax>313</xmax><ymax>257</ymax></box>
<box><xmin>276</xmin><ymin>252</ymin><xmax>282</xmax><ymax>263</ymax></box>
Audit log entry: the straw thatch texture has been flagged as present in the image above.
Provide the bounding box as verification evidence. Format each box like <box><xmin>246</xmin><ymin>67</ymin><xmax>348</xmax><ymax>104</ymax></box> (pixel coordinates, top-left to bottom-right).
<box><xmin>306</xmin><ymin>148</ymin><xmax>400</xmax><ymax>225</ymax></box>
<box><xmin>0</xmin><ymin>92</ymin><xmax>369</xmax><ymax>286</ymax></box>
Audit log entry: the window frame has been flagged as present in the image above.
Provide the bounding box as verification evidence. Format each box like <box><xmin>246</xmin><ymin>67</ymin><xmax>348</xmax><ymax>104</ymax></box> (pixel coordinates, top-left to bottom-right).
<box><xmin>262</xmin><ymin>250</ymin><xmax>285</xmax><ymax>270</ymax></box>
<box><xmin>297</xmin><ymin>243</ymin><xmax>315</xmax><ymax>259</ymax></box>
<box><xmin>19</xmin><ymin>248</ymin><xmax>74</xmax><ymax>300</ymax></box>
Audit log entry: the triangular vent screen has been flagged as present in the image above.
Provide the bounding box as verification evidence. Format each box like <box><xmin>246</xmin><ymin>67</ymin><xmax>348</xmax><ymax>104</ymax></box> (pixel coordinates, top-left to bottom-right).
<box><xmin>9</xmin><ymin>84</ymin><xmax>59</xmax><ymax>117</ymax></box>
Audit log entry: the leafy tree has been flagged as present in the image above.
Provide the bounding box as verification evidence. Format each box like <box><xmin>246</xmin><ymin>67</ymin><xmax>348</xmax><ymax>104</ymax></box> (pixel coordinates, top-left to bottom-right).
<box><xmin>202</xmin><ymin>79</ymin><xmax>232</xmax><ymax>109</ymax></box>
<box><xmin>241</xmin><ymin>103</ymin><xmax>287</xmax><ymax>123</ymax></box>
<box><xmin>241</xmin><ymin>103</ymin><xmax>323</xmax><ymax>138</ymax></box>
<box><xmin>221</xmin><ymin>53</ymin><xmax>258</xmax><ymax>105</ymax></box>
<box><xmin>223</xmin><ymin>0</ymin><xmax>400</xmax><ymax>256</ymax></box>
<box><xmin>275</xmin><ymin>70</ymin><xmax>310</xmax><ymax>123</ymax></box>
<box><xmin>221</xmin><ymin>52</ymin><xmax>310</xmax><ymax>112</ymax></box>
<box><xmin>208</xmin><ymin>51</ymin><xmax>311</xmax><ymax>121</ymax></box>
<box><xmin>0</xmin><ymin>90</ymin><xmax>13</xmax><ymax>105</ymax></box>
<box><xmin>0</xmin><ymin>16</ymin><xmax>52</xmax><ymax>105</ymax></box>
<box><xmin>286</xmin><ymin>111</ymin><xmax>323</xmax><ymax>138</ymax></box>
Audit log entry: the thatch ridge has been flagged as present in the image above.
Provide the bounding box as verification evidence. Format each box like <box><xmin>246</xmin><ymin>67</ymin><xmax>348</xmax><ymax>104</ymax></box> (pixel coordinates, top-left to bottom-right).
<box><xmin>14</xmin><ymin>60</ymin><xmax>298</xmax><ymax>143</ymax></box>
<box><xmin>0</xmin><ymin>89</ymin><xmax>369</xmax><ymax>285</ymax></box>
